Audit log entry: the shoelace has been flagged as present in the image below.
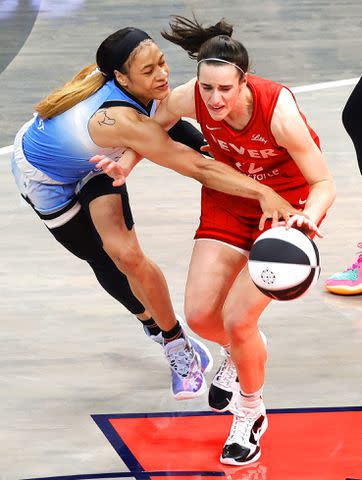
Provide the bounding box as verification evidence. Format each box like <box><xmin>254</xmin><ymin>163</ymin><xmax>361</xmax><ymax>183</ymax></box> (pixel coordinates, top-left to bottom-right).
<box><xmin>216</xmin><ymin>350</ymin><xmax>237</xmax><ymax>387</ymax></box>
<box><xmin>227</xmin><ymin>407</ymin><xmax>256</xmax><ymax>445</ymax></box>
<box><xmin>166</xmin><ymin>344</ymin><xmax>194</xmax><ymax>377</ymax></box>
<box><xmin>346</xmin><ymin>242</ymin><xmax>362</xmax><ymax>271</ymax></box>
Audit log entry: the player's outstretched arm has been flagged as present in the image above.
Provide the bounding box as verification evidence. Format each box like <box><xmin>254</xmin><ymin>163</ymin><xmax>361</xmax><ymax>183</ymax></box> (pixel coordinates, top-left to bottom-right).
<box><xmin>89</xmin><ymin>105</ymin><xmax>301</xmax><ymax>225</ymax></box>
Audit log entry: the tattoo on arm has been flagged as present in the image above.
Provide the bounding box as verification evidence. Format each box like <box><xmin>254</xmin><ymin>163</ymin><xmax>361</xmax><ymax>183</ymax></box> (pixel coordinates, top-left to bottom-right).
<box><xmin>96</xmin><ymin>109</ymin><xmax>116</xmax><ymax>126</ymax></box>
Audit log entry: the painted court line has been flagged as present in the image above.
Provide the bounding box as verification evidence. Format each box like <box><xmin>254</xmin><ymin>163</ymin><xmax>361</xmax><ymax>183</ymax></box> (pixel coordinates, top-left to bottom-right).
<box><xmin>291</xmin><ymin>77</ymin><xmax>359</xmax><ymax>93</ymax></box>
<box><xmin>22</xmin><ymin>472</ymin><xmax>226</xmax><ymax>480</ymax></box>
<box><xmin>0</xmin><ymin>77</ymin><xmax>359</xmax><ymax>156</ymax></box>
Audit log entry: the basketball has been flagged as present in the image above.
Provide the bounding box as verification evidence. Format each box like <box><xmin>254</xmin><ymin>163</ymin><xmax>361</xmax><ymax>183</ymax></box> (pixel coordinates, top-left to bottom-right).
<box><xmin>248</xmin><ymin>227</ymin><xmax>320</xmax><ymax>301</ymax></box>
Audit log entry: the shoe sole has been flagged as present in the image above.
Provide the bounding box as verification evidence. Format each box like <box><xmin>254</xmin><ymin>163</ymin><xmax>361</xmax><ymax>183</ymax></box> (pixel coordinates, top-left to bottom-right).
<box><xmin>220</xmin><ymin>415</ymin><xmax>268</xmax><ymax>466</ymax></box>
<box><xmin>220</xmin><ymin>448</ymin><xmax>261</xmax><ymax>466</ymax></box>
<box><xmin>325</xmin><ymin>284</ymin><xmax>362</xmax><ymax>295</ymax></box>
<box><xmin>172</xmin><ymin>376</ymin><xmax>208</xmax><ymax>400</ymax></box>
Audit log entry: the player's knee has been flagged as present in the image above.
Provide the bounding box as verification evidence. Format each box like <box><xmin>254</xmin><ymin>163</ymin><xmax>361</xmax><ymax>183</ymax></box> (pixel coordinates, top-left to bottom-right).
<box><xmin>103</xmin><ymin>240</ymin><xmax>144</xmax><ymax>276</ymax></box>
<box><xmin>223</xmin><ymin>306</ymin><xmax>258</xmax><ymax>343</ymax></box>
<box><xmin>186</xmin><ymin>308</ymin><xmax>214</xmax><ymax>336</ymax></box>
<box><xmin>226</xmin><ymin>320</ymin><xmax>256</xmax><ymax>344</ymax></box>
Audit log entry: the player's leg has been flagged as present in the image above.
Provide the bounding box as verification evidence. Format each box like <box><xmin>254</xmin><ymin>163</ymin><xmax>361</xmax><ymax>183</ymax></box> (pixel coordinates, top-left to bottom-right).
<box><xmin>86</xmin><ymin>176</ymin><xmax>211</xmax><ymax>399</ymax></box>
<box><xmin>185</xmin><ymin>238</ymin><xmax>247</xmax><ymax>409</ymax></box>
<box><xmin>185</xmin><ymin>239</ymin><xmax>247</xmax><ymax>344</ymax></box>
<box><xmin>185</xmin><ymin>188</ymin><xmax>249</xmax><ymax>344</ymax></box>
<box><xmin>220</xmin><ymin>268</ymin><xmax>271</xmax><ymax>465</ymax></box>
<box><xmin>342</xmin><ymin>76</ymin><xmax>362</xmax><ymax>174</ymax></box>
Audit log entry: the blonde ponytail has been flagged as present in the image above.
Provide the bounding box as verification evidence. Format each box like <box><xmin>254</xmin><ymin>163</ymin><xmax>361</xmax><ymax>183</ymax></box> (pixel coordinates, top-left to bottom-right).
<box><xmin>35</xmin><ymin>64</ymin><xmax>106</xmax><ymax>120</ymax></box>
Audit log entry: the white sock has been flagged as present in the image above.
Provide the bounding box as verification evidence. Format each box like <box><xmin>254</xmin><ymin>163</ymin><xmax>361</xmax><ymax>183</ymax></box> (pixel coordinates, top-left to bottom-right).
<box><xmin>240</xmin><ymin>386</ymin><xmax>264</xmax><ymax>409</ymax></box>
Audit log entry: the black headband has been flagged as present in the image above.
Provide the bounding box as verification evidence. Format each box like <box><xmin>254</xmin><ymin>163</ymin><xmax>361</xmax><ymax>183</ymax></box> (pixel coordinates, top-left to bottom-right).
<box><xmin>113</xmin><ymin>29</ymin><xmax>152</xmax><ymax>71</ymax></box>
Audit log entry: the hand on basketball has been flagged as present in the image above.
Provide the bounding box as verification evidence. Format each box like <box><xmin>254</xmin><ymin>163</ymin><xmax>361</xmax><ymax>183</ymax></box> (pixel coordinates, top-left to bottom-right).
<box><xmin>273</xmin><ymin>214</ymin><xmax>323</xmax><ymax>238</ymax></box>
<box><xmin>258</xmin><ymin>189</ymin><xmax>300</xmax><ymax>231</ymax></box>
<box><xmin>286</xmin><ymin>213</ymin><xmax>323</xmax><ymax>238</ymax></box>
<box><xmin>89</xmin><ymin>155</ymin><xmax>126</xmax><ymax>186</ymax></box>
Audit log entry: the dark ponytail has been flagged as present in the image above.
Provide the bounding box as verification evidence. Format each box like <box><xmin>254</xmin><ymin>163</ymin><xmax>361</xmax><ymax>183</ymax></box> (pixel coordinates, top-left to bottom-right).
<box><xmin>162</xmin><ymin>15</ymin><xmax>248</xmax><ymax>77</ymax></box>
<box><xmin>161</xmin><ymin>15</ymin><xmax>233</xmax><ymax>59</ymax></box>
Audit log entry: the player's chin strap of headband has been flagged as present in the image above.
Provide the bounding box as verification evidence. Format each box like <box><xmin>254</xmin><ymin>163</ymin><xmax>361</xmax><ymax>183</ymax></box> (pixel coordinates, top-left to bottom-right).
<box><xmin>197</xmin><ymin>58</ymin><xmax>245</xmax><ymax>76</ymax></box>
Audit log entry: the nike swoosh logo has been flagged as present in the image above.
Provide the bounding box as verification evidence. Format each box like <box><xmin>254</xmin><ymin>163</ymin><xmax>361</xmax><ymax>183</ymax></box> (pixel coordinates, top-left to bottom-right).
<box><xmin>205</xmin><ymin>124</ymin><xmax>221</xmax><ymax>130</ymax></box>
<box><xmin>298</xmin><ymin>198</ymin><xmax>307</xmax><ymax>205</ymax></box>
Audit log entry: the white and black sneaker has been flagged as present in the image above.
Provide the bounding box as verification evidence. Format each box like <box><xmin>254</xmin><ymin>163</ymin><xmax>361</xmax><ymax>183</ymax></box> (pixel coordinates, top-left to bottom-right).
<box><xmin>220</xmin><ymin>400</ymin><xmax>268</xmax><ymax>466</ymax></box>
<box><xmin>209</xmin><ymin>332</ymin><xmax>267</xmax><ymax>412</ymax></box>
<box><xmin>208</xmin><ymin>347</ymin><xmax>239</xmax><ymax>412</ymax></box>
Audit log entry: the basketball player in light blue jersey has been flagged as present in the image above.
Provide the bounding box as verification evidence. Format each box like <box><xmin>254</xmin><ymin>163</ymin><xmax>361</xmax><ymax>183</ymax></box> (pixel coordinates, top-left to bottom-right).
<box><xmin>12</xmin><ymin>27</ymin><xmax>301</xmax><ymax>400</ymax></box>
<box><xmin>12</xmin><ymin>27</ymin><xmax>216</xmax><ymax>400</ymax></box>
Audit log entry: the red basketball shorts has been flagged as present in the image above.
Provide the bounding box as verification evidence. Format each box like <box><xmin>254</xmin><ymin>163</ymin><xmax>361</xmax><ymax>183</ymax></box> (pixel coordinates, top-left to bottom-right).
<box><xmin>194</xmin><ymin>185</ymin><xmax>320</xmax><ymax>252</ymax></box>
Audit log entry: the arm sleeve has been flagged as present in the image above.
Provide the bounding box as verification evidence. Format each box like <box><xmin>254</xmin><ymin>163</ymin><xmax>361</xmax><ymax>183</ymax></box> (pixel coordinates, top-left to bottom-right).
<box><xmin>168</xmin><ymin>119</ymin><xmax>212</xmax><ymax>157</ymax></box>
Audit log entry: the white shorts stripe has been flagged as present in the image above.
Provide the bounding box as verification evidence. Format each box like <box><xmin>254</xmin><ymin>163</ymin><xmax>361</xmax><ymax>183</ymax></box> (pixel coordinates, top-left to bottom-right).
<box><xmin>195</xmin><ymin>238</ymin><xmax>249</xmax><ymax>257</ymax></box>
<box><xmin>43</xmin><ymin>202</ymin><xmax>82</xmax><ymax>229</ymax></box>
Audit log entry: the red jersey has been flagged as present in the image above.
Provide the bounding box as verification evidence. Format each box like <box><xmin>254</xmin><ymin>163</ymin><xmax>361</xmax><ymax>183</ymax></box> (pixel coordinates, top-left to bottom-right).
<box><xmin>194</xmin><ymin>74</ymin><xmax>320</xmax><ymax>216</ymax></box>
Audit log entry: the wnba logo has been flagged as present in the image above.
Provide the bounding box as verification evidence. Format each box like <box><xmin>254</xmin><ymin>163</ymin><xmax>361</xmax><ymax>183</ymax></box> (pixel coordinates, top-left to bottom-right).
<box><xmin>260</xmin><ymin>268</ymin><xmax>276</xmax><ymax>285</ymax></box>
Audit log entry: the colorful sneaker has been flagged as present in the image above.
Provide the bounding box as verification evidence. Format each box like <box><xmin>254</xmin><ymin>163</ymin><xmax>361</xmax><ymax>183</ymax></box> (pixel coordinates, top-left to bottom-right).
<box><xmin>325</xmin><ymin>243</ymin><xmax>362</xmax><ymax>295</ymax></box>
<box><xmin>209</xmin><ymin>331</ymin><xmax>267</xmax><ymax>412</ymax></box>
<box><xmin>175</xmin><ymin>314</ymin><xmax>213</xmax><ymax>374</ymax></box>
<box><xmin>188</xmin><ymin>335</ymin><xmax>213</xmax><ymax>374</ymax></box>
<box><xmin>164</xmin><ymin>337</ymin><xmax>207</xmax><ymax>400</ymax></box>
<box><xmin>220</xmin><ymin>399</ymin><xmax>268</xmax><ymax>466</ymax></box>
<box><xmin>146</xmin><ymin>314</ymin><xmax>213</xmax><ymax>374</ymax></box>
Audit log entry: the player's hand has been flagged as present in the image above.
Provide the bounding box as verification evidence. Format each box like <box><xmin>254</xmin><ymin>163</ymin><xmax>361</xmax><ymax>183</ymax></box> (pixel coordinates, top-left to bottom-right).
<box><xmin>89</xmin><ymin>155</ymin><xmax>126</xmax><ymax>186</ymax></box>
<box><xmin>258</xmin><ymin>188</ymin><xmax>300</xmax><ymax>231</ymax></box>
<box><xmin>273</xmin><ymin>214</ymin><xmax>323</xmax><ymax>238</ymax></box>
<box><xmin>286</xmin><ymin>213</ymin><xmax>323</xmax><ymax>238</ymax></box>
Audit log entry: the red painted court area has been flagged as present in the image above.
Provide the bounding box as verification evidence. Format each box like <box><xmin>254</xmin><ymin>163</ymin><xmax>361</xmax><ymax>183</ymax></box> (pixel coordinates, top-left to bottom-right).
<box><xmin>98</xmin><ymin>409</ymin><xmax>362</xmax><ymax>480</ymax></box>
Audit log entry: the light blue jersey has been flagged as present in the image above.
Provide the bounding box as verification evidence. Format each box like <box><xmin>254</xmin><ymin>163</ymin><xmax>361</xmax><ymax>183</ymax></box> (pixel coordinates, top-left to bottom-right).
<box><xmin>12</xmin><ymin>79</ymin><xmax>156</xmax><ymax>214</ymax></box>
<box><xmin>22</xmin><ymin>79</ymin><xmax>156</xmax><ymax>183</ymax></box>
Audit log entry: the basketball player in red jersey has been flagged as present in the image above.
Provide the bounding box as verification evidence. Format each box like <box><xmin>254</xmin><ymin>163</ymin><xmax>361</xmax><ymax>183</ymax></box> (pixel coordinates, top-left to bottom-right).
<box><xmin>94</xmin><ymin>16</ymin><xmax>335</xmax><ymax>466</ymax></box>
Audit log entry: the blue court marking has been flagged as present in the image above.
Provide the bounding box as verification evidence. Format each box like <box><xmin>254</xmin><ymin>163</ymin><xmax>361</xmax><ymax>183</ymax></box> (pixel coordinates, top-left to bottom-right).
<box><xmin>92</xmin><ymin>405</ymin><xmax>362</xmax><ymax>421</ymax></box>
<box><xmin>22</xmin><ymin>471</ymin><xmax>226</xmax><ymax>480</ymax></box>
<box><xmin>91</xmin><ymin>414</ymin><xmax>145</xmax><ymax>473</ymax></box>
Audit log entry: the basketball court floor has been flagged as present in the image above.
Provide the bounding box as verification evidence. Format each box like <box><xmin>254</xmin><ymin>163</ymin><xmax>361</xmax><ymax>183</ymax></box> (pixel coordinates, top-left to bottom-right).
<box><xmin>0</xmin><ymin>1</ymin><xmax>361</xmax><ymax>480</ymax></box>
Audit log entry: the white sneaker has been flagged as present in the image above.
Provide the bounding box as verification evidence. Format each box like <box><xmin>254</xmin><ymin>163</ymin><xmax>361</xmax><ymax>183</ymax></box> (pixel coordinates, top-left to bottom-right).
<box><xmin>209</xmin><ymin>331</ymin><xmax>267</xmax><ymax>412</ymax></box>
<box><xmin>220</xmin><ymin>399</ymin><xmax>268</xmax><ymax>466</ymax></box>
<box><xmin>208</xmin><ymin>347</ymin><xmax>239</xmax><ymax>412</ymax></box>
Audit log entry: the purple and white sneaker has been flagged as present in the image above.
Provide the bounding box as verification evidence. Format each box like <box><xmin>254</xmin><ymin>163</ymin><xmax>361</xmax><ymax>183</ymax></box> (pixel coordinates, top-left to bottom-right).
<box><xmin>146</xmin><ymin>313</ymin><xmax>213</xmax><ymax>374</ymax></box>
<box><xmin>164</xmin><ymin>337</ymin><xmax>207</xmax><ymax>400</ymax></box>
